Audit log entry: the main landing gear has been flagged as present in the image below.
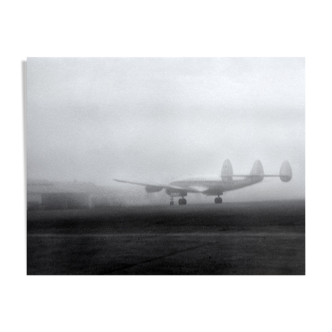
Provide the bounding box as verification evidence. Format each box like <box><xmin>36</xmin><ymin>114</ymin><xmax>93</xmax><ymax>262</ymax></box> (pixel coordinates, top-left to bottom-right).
<box><xmin>178</xmin><ymin>198</ymin><xmax>187</xmax><ymax>205</ymax></box>
<box><xmin>214</xmin><ymin>197</ymin><xmax>222</xmax><ymax>204</ymax></box>
<box><xmin>169</xmin><ymin>198</ymin><xmax>187</xmax><ymax>205</ymax></box>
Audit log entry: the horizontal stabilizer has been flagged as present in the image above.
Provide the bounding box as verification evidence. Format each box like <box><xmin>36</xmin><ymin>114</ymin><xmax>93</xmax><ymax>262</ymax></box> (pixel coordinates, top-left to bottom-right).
<box><xmin>221</xmin><ymin>160</ymin><xmax>264</xmax><ymax>180</ymax></box>
<box><xmin>222</xmin><ymin>160</ymin><xmax>292</xmax><ymax>182</ymax></box>
<box><xmin>260</xmin><ymin>161</ymin><xmax>292</xmax><ymax>182</ymax></box>
<box><xmin>221</xmin><ymin>159</ymin><xmax>264</xmax><ymax>181</ymax></box>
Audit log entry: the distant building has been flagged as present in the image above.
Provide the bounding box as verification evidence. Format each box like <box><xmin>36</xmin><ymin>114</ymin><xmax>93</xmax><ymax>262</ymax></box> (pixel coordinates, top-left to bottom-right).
<box><xmin>41</xmin><ymin>192</ymin><xmax>91</xmax><ymax>210</ymax></box>
<box><xmin>27</xmin><ymin>180</ymin><xmax>120</xmax><ymax>210</ymax></box>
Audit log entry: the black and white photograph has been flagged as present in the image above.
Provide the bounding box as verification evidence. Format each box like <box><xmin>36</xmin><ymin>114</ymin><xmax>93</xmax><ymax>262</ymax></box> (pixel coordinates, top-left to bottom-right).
<box><xmin>26</xmin><ymin>57</ymin><xmax>305</xmax><ymax>275</ymax></box>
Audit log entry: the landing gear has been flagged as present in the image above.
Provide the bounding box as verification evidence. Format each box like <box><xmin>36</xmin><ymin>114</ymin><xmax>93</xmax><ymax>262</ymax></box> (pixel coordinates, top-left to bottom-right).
<box><xmin>214</xmin><ymin>197</ymin><xmax>222</xmax><ymax>204</ymax></box>
<box><xmin>167</xmin><ymin>190</ymin><xmax>188</xmax><ymax>206</ymax></box>
<box><xmin>178</xmin><ymin>198</ymin><xmax>187</xmax><ymax>205</ymax></box>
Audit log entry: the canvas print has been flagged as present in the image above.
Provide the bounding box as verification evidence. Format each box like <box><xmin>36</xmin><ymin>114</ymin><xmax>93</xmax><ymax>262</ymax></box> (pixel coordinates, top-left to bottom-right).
<box><xmin>27</xmin><ymin>57</ymin><xmax>305</xmax><ymax>275</ymax></box>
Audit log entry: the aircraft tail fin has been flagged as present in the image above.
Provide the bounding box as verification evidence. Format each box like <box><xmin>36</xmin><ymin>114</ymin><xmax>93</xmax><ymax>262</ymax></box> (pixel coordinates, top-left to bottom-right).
<box><xmin>279</xmin><ymin>160</ymin><xmax>292</xmax><ymax>182</ymax></box>
<box><xmin>250</xmin><ymin>160</ymin><xmax>265</xmax><ymax>180</ymax></box>
<box><xmin>263</xmin><ymin>161</ymin><xmax>292</xmax><ymax>182</ymax></box>
<box><xmin>221</xmin><ymin>159</ymin><xmax>233</xmax><ymax>181</ymax></box>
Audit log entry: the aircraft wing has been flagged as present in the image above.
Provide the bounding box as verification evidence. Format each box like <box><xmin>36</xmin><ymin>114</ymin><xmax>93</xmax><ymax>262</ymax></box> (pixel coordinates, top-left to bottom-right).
<box><xmin>113</xmin><ymin>179</ymin><xmax>169</xmax><ymax>188</ymax></box>
<box><xmin>113</xmin><ymin>179</ymin><xmax>203</xmax><ymax>193</ymax></box>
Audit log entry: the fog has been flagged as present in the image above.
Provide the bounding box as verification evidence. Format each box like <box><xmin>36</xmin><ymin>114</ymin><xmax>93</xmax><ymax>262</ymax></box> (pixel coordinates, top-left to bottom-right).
<box><xmin>27</xmin><ymin>57</ymin><xmax>305</xmax><ymax>203</ymax></box>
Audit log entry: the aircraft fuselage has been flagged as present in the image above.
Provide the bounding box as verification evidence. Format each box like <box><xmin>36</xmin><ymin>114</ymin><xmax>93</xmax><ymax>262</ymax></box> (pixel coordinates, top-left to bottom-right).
<box><xmin>169</xmin><ymin>176</ymin><xmax>263</xmax><ymax>196</ymax></box>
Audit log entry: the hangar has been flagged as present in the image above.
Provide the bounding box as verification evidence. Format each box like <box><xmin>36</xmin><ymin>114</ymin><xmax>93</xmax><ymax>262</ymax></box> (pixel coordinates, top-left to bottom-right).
<box><xmin>41</xmin><ymin>192</ymin><xmax>90</xmax><ymax>210</ymax></box>
<box><xmin>27</xmin><ymin>180</ymin><xmax>116</xmax><ymax>210</ymax></box>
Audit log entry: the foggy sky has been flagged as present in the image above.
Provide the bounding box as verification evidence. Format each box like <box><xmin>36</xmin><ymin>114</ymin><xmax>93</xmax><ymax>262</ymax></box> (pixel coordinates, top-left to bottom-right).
<box><xmin>27</xmin><ymin>57</ymin><xmax>305</xmax><ymax>202</ymax></box>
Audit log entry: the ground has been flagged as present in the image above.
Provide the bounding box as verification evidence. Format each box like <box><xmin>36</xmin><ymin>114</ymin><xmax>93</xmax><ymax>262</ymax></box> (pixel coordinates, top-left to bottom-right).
<box><xmin>27</xmin><ymin>200</ymin><xmax>305</xmax><ymax>275</ymax></box>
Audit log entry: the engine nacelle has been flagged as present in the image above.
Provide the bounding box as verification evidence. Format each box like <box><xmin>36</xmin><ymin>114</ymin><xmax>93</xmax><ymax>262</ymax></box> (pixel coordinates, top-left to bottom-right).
<box><xmin>145</xmin><ymin>185</ymin><xmax>163</xmax><ymax>193</ymax></box>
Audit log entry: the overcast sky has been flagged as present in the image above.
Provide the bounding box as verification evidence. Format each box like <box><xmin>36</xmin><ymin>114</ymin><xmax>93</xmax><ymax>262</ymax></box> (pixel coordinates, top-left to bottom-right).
<box><xmin>27</xmin><ymin>57</ymin><xmax>305</xmax><ymax>201</ymax></box>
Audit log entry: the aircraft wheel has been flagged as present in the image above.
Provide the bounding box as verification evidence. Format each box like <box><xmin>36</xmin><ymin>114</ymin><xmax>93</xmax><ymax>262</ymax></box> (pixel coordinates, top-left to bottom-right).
<box><xmin>178</xmin><ymin>198</ymin><xmax>187</xmax><ymax>205</ymax></box>
<box><xmin>170</xmin><ymin>201</ymin><xmax>174</xmax><ymax>206</ymax></box>
<box><xmin>214</xmin><ymin>197</ymin><xmax>222</xmax><ymax>204</ymax></box>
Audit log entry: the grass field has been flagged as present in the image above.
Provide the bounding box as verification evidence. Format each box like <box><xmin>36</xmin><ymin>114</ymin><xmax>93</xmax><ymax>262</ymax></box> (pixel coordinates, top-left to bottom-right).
<box><xmin>27</xmin><ymin>200</ymin><xmax>305</xmax><ymax>275</ymax></box>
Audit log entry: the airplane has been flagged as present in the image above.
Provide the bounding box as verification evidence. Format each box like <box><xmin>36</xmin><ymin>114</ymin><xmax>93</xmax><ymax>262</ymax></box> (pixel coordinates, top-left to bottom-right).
<box><xmin>114</xmin><ymin>159</ymin><xmax>292</xmax><ymax>205</ymax></box>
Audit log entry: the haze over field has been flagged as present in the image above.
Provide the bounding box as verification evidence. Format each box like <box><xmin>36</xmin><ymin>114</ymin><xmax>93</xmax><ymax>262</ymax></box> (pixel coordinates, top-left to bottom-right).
<box><xmin>27</xmin><ymin>57</ymin><xmax>305</xmax><ymax>203</ymax></box>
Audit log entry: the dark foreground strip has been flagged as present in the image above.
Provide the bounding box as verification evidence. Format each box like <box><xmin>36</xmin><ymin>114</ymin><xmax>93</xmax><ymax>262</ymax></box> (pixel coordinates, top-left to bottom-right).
<box><xmin>98</xmin><ymin>243</ymin><xmax>212</xmax><ymax>274</ymax></box>
<box><xmin>27</xmin><ymin>231</ymin><xmax>307</xmax><ymax>238</ymax></box>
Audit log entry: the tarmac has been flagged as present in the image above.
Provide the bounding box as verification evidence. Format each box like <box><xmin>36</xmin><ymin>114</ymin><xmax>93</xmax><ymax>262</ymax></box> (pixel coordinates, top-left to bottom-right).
<box><xmin>27</xmin><ymin>200</ymin><xmax>305</xmax><ymax>275</ymax></box>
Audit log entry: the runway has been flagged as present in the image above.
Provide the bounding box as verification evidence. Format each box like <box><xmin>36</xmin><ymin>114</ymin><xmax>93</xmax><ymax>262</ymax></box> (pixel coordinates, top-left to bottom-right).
<box><xmin>27</xmin><ymin>200</ymin><xmax>305</xmax><ymax>275</ymax></box>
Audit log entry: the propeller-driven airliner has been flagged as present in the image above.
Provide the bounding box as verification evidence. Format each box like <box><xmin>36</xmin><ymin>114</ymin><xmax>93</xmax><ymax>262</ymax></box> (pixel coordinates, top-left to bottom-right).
<box><xmin>114</xmin><ymin>159</ymin><xmax>292</xmax><ymax>205</ymax></box>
